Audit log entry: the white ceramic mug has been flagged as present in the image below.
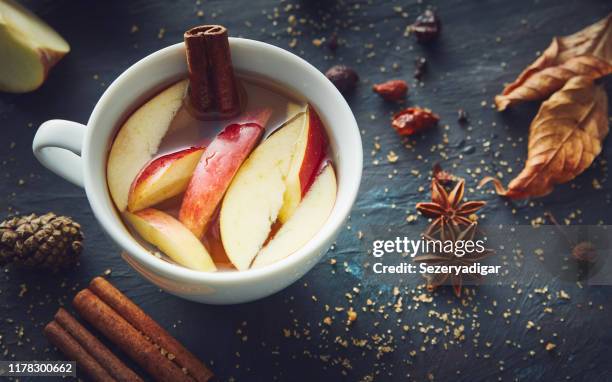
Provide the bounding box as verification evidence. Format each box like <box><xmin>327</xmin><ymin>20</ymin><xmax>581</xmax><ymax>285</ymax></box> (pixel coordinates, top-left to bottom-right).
<box><xmin>32</xmin><ymin>38</ymin><xmax>362</xmax><ymax>304</ymax></box>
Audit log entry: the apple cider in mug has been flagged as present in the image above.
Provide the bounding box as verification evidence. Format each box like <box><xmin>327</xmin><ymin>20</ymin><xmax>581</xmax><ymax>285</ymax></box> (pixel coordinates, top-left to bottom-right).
<box><xmin>106</xmin><ymin>25</ymin><xmax>336</xmax><ymax>272</ymax></box>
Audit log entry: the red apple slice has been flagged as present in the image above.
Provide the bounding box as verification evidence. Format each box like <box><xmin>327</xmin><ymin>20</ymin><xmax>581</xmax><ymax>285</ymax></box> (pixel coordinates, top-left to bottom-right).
<box><xmin>124</xmin><ymin>208</ymin><xmax>216</xmax><ymax>272</ymax></box>
<box><xmin>220</xmin><ymin>111</ymin><xmax>307</xmax><ymax>270</ymax></box>
<box><xmin>107</xmin><ymin>80</ymin><xmax>189</xmax><ymax>211</ymax></box>
<box><xmin>252</xmin><ymin>164</ymin><xmax>336</xmax><ymax>268</ymax></box>
<box><xmin>179</xmin><ymin>108</ymin><xmax>272</xmax><ymax>239</ymax></box>
<box><xmin>127</xmin><ymin>147</ymin><xmax>205</xmax><ymax>212</ymax></box>
<box><xmin>278</xmin><ymin>105</ymin><xmax>327</xmax><ymax>223</ymax></box>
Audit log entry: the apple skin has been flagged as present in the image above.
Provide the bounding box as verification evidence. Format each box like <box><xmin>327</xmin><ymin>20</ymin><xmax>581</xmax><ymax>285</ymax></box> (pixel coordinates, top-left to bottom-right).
<box><xmin>220</xmin><ymin>111</ymin><xmax>306</xmax><ymax>270</ymax></box>
<box><xmin>252</xmin><ymin>164</ymin><xmax>336</xmax><ymax>268</ymax></box>
<box><xmin>0</xmin><ymin>0</ymin><xmax>70</xmax><ymax>93</ymax></box>
<box><xmin>124</xmin><ymin>208</ymin><xmax>216</xmax><ymax>272</ymax></box>
<box><xmin>179</xmin><ymin>108</ymin><xmax>272</xmax><ymax>239</ymax></box>
<box><xmin>278</xmin><ymin>105</ymin><xmax>327</xmax><ymax>223</ymax></box>
<box><xmin>108</xmin><ymin>80</ymin><xmax>189</xmax><ymax>212</ymax></box>
<box><xmin>127</xmin><ymin>146</ymin><xmax>205</xmax><ymax>212</ymax></box>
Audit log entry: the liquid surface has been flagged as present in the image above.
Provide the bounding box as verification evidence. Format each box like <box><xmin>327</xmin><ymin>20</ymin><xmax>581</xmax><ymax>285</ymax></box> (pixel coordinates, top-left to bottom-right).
<box><xmin>126</xmin><ymin>74</ymin><xmax>308</xmax><ymax>271</ymax></box>
<box><xmin>158</xmin><ymin>76</ymin><xmax>306</xmax><ymax>156</ymax></box>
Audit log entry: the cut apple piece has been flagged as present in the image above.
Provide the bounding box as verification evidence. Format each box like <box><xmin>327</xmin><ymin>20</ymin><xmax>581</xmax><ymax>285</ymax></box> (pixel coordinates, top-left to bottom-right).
<box><xmin>124</xmin><ymin>208</ymin><xmax>216</xmax><ymax>272</ymax></box>
<box><xmin>278</xmin><ymin>105</ymin><xmax>327</xmax><ymax>223</ymax></box>
<box><xmin>127</xmin><ymin>146</ymin><xmax>204</xmax><ymax>212</ymax></box>
<box><xmin>107</xmin><ymin>80</ymin><xmax>188</xmax><ymax>212</ymax></box>
<box><xmin>0</xmin><ymin>0</ymin><xmax>70</xmax><ymax>93</ymax></box>
<box><xmin>220</xmin><ymin>112</ymin><xmax>307</xmax><ymax>270</ymax></box>
<box><xmin>252</xmin><ymin>164</ymin><xmax>336</xmax><ymax>269</ymax></box>
<box><xmin>179</xmin><ymin>108</ymin><xmax>272</xmax><ymax>239</ymax></box>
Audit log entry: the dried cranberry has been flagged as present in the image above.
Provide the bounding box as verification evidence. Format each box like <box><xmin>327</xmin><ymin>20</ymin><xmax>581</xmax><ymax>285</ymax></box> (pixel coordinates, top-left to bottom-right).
<box><xmin>391</xmin><ymin>107</ymin><xmax>439</xmax><ymax>136</ymax></box>
<box><xmin>372</xmin><ymin>79</ymin><xmax>408</xmax><ymax>101</ymax></box>
<box><xmin>410</xmin><ymin>10</ymin><xmax>441</xmax><ymax>43</ymax></box>
<box><xmin>325</xmin><ymin>65</ymin><xmax>359</xmax><ymax>95</ymax></box>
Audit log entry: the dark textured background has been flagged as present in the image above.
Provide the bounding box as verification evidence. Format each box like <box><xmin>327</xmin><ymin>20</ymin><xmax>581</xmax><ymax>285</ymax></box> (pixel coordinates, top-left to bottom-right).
<box><xmin>1</xmin><ymin>0</ymin><xmax>611</xmax><ymax>381</ymax></box>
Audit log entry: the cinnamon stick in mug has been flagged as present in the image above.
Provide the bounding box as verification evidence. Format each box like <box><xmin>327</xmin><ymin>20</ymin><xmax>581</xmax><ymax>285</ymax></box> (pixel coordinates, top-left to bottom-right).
<box><xmin>184</xmin><ymin>25</ymin><xmax>242</xmax><ymax>118</ymax></box>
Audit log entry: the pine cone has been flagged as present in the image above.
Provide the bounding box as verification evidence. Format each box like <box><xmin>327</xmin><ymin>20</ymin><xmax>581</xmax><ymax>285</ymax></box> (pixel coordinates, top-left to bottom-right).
<box><xmin>0</xmin><ymin>213</ymin><xmax>83</xmax><ymax>271</ymax></box>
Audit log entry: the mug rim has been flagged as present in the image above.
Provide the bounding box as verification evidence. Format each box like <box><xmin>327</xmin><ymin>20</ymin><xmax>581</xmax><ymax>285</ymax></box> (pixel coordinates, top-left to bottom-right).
<box><xmin>82</xmin><ymin>38</ymin><xmax>362</xmax><ymax>284</ymax></box>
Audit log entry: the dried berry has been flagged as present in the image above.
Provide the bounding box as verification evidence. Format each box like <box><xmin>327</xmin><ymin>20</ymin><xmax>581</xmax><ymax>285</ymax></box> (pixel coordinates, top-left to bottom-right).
<box><xmin>391</xmin><ymin>107</ymin><xmax>439</xmax><ymax>136</ymax></box>
<box><xmin>410</xmin><ymin>10</ymin><xmax>441</xmax><ymax>43</ymax></box>
<box><xmin>572</xmin><ymin>241</ymin><xmax>597</xmax><ymax>262</ymax></box>
<box><xmin>457</xmin><ymin>109</ymin><xmax>469</xmax><ymax>124</ymax></box>
<box><xmin>433</xmin><ymin>163</ymin><xmax>463</xmax><ymax>186</ymax></box>
<box><xmin>327</xmin><ymin>33</ymin><xmax>338</xmax><ymax>52</ymax></box>
<box><xmin>372</xmin><ymin>79</ymin><xmax>408</xmax><ymax>101</ymax></box>
<box><xmin>325</xmin><ymin>65</ymin><xmax>359</xmax><ymax>95</ymax></box>
<box><xmin>414</xmin><ymin>57</ymin><xmax>427</xmax><ymax>80</ymax></box>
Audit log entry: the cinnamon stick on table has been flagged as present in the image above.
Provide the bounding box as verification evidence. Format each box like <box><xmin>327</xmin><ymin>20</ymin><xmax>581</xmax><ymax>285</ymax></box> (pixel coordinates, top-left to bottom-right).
<box><xmin>44</xmin><ymin>308</ymin><xmax>142</xmax><ymax>382</ymax></box>
<box><xmin>184</xmin><ymin>25</ymin><xmax>243</xmax><ymax>118</ymax></box>
<box><xmin>88</xmin><ymin>277</ymin><xmax>214</xmax><ymax>382</ymax></box>
<box><xmin>53</xmin><ymin>308</ymin><xmax>143</xmax><ymax>382</ymax></box>
<box><xmin>74</xmin><ymin>289</ymin><xmax>195</xmax><ymax>382</ymax></box>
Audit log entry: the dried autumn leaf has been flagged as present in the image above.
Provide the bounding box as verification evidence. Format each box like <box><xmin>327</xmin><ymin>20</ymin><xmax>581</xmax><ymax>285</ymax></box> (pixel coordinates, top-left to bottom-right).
<box><xmin>480</xmin><ymin>76</ymin><xmax>609</xmax><ymax>199</ymax></box>
<box><xmin>495</xmin><ymin>13</ymin><xmax>612</xmax><ymax>111</ymax></box>
<box><xmin>496</xmin><ymin>55</ymin><xmax>612</xmax><ymax>110</ymax></box>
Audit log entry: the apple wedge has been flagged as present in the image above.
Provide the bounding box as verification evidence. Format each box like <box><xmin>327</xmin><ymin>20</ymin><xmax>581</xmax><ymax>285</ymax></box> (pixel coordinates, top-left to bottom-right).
<box><xmin>252</xmin><ymin>164</ymin><xmax>336</xmax><ymax>269</ymax></box>
<box><xmin>127</xmin><ymin>146</ymin><xmax>204</xmax><ymax>212</ymax></box>
<box><xmin>278</xmin><ymin>105</ymin><xmax>327</xmax><ymax>223</ymax></box>
<box><xmin>220</xmin><ymin>111</ymin><xmax>307</xmax><ymax>270</ymax></box>
<box><xmin>179</xmin><ymin>108</ymin><xmax>272</xmax><ymax>239</ymax></box>
<box><xmin>107</xmin><ymin>80</ymin><xmax>188</xmax><ymax>212</ymax></box>
<box><xmin>124</xmin><ymin>208</ymin><xmax>216</xmax><ymax>272</ymax></box>
<box><xmin>0</xmin><ymin>0</ymin><xmax>70</xmax><ymax>93</ymax></box>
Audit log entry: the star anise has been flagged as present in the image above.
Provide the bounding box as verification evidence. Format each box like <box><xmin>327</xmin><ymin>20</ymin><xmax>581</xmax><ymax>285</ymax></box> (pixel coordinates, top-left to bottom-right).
<box><xmin>413</xmin><ymin>223</ymin><xmax>494</xmax><ymax>297</ymax></box>
<box><xmin>416</xmin><ymin>177</ymin><xmax>486</xmax><ymax>239</ymax></box>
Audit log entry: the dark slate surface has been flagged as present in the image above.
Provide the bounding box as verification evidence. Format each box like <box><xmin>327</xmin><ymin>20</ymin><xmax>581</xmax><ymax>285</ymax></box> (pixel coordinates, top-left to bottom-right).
<box><xmin>1</xmin><ymin>0</ymin><xmax>611</xmax><ymax>381</ymax></box>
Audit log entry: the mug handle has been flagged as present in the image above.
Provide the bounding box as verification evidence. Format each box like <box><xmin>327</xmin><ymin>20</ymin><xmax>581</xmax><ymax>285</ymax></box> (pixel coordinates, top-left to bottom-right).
<box><xmin>32</xmin><ymin>120</ymin><xmax>86</xmax><ymax>188</ymax></box>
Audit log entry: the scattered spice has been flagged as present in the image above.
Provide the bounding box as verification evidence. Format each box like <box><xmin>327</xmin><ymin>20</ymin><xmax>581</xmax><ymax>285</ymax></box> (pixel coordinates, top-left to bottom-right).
<box><xmin>391</xmin><ymin>107</ymin><xmax>439</xmax><ymax>136</ymax></box>
<box><xmin>409</xmin><ymin>10</ymin><xmax>441</xmax><ymax>43</ymax></box>
<box><xmin>325</xmin><ymin>65</ymin><xmax>359</xmax><ymax>95</ymax></box>
<box><xmin>372</xmin><ymin>79</ymin><xmax>408</xmax><ymax>101</ymax></box>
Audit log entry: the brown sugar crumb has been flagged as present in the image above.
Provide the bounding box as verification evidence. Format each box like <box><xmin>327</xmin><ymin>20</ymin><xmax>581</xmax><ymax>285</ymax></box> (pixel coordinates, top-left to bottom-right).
<box><xmin>347</xmin><ymin>309</ymin><xmax>357</xmax><ymax>324</ymax></box>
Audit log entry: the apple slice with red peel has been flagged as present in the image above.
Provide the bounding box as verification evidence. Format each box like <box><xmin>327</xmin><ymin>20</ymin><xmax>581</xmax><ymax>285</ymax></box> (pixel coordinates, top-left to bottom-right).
<box><xmin>124</xmin><ymin>208</ymin><xmax>216</xmax><ymax>272</ymax></box>
<box><xmin>127</xmin><ymin>147</ymin><xmax>204</xmax><ymax>212</ymax></box>
<box><xmin>278</xmin><ymin>105</ymin><xmax>327</xmax><ymax>223</ymax></box>
<box><xmin>179</xmin><ymin>108</ymin><xmax>272</xmax><ymax>239</ymax></box>
<box><xmin>252</xmin><ymin>164</ymin><xmax>336</xmax><ymax>269</ymax></box>
<box><xmin>107</xmin><ymin>80</ymin><xmax>189</xmax><ymax>212</ymax></box>
<box><xmin>220</xmin><ymin>111</ymin><xmax>306</xmax><ymax>270</ymax></box>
